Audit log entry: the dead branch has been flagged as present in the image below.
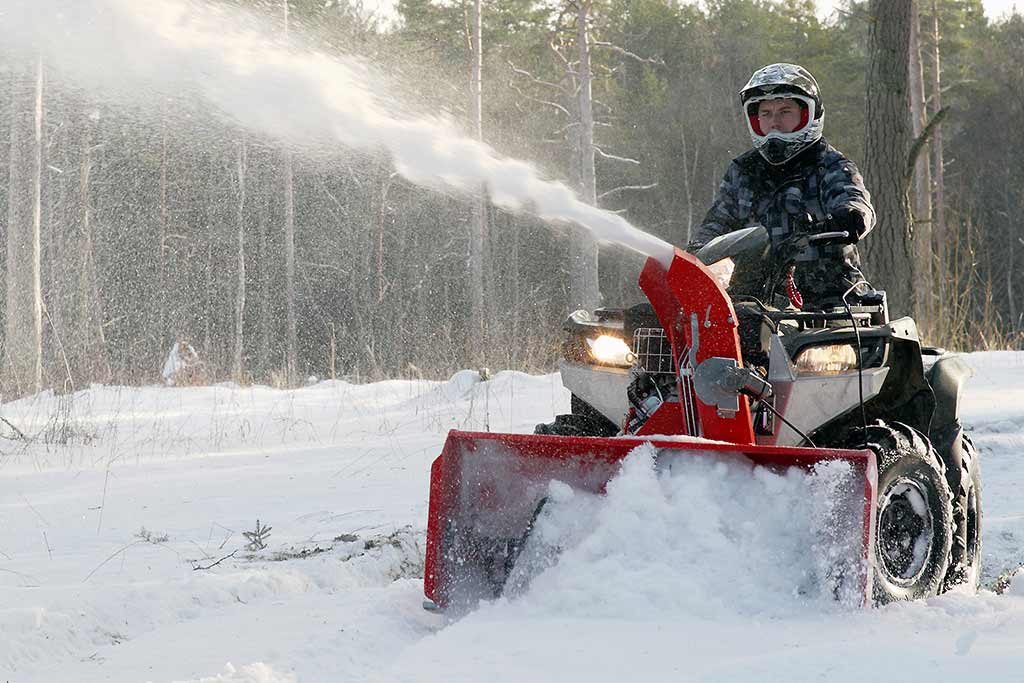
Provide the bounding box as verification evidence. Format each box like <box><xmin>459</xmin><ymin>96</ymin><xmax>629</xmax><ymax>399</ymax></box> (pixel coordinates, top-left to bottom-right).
<box><xmin>507</xmin><ymin>61</ymin><xmax>567</xmax><ymax>93</ymax></box>
<box><xmin>0</xmin><ymin>415</ymin><xmax>28</xmax><ymax>441</ymax></box>
<box><xmin>593</xmin><ymin>145</ymin><xmax>641</xmax><ymax>165</ymax></box>
<box><xmin>191</xmin><ymin>549</ymin><xmax>239</xmax><ymax>571</ymax></box>
<box><xmin>507</xmin><ymin>78</ymin><xmax>571</xmax><ymax>117</ymax></box>
<box><xmin>83</xmin><ymin>540</ymin><xmax>146</xmax><ymax>582</ymax></box>
<box><xmin>907</xmin><ymin>105</ymin><xmax>950</xmax><ymax>181</ymax></box>
<box><xmin>590</xmin><ymin>40</ymin><xmax>665</xmax><ymax>66</ymax></box>
<box><xmin>598</xmin><ymin>182</ymin><xmax>659</xmax><ymax>200</ymax></box>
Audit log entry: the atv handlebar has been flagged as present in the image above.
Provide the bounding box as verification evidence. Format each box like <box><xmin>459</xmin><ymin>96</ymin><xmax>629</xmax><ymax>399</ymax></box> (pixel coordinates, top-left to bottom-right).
<box><xmin>808</xmin><ymin>230</ymin><xmax>850</xmax><ymax>243</ymax></box>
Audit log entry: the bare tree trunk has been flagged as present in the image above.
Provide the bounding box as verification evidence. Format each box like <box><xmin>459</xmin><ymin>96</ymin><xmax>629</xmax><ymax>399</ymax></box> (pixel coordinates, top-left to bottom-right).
<box><xmin>1006</xmin><ymin>165</ymin><xmax>1017</xmax><ymax>330</ymax></box>
<box><xmin>5</xmin><ymin>58</ymin><xmax>45</xmax><ymax>395</ymax></box>
<box><xmin>569</xmin><ymin>0</ymin><xmax>600</xmax><ymax>312</ymax></box>
<box><xmin>232</xmin><ymin>140</ymin><xmax>247</xmax><ymax>381</ymax></box>
<box><xmin>283</xmin><ymin>1</ymin><xmax>298</xmax><ymax>383</ymax></box>
<box><xmin>467</xmin><ymin>0</ymin><xmax>487</xmax><ymax>357</ymax></box>
<box><xmin>679</xmin><ymin>127</ymin><xmax>697</xmax><ymax>244</ymax></box>
<box><xmin>283</xmin><ymin>150</ymin><xmax>298</xmax><ymax>382</ymax></box>
<box><xmin>929</xmin><ymin>0</ymin><xmax>947</xmax><ymax>274</ymax></box>
<box><xmin>78</xmin><ymin>109</ymin><xmax>109</xmax><ymax>382</ymax></box>
<box><xmin>257</xmin><ymin>167</ymin><xmax>271</xmax><ymax>377</ymax></box>
<box><xmin>158</xmin><ymin>101</ymin><xmax>169</xmax><ymax>351</ymax></box>
<box><xmin>909</xmin><ymin>2</ymin><xmax>933</xmax><ymax>317</ymax></box>
<box><xmin>1008</xmin><ymin>238</ymin><xmax>1016</xmax><ymax>330</ymax></box>
<box><xmin>863</xmin><ymin>0</ymin><xmax>916</xmax><ymax>318</ymax></box>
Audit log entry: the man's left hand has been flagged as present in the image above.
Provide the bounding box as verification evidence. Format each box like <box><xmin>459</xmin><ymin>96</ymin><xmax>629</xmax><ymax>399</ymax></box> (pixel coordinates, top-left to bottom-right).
<box><xmin>823</xmin><ymin>208</ymin><xmax>865</xmax><ymax>243</ymax></box>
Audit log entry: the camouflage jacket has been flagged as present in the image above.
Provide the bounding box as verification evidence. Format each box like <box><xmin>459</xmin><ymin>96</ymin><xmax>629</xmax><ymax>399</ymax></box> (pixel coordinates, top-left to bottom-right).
<box><xmin>690</xmin><ymin>139</ymin><xmax>876</xmax><ymax>303</ymax></box>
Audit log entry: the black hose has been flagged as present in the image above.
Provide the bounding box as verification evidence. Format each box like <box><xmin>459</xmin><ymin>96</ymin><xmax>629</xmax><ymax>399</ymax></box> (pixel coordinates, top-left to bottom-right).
<box><xmin>841</xmin><ymin>281</ymin><xmax>870</xmax><ymax>448</ymax></box>
<box><xmin>756</xmin><ymin>396</ymin><xmax>816</xmax><ymax>448</ymax></box>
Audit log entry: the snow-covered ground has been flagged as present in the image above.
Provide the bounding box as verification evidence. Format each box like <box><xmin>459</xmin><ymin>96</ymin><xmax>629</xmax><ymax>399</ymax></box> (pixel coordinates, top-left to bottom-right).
<box><xmin>1</xmin><ymin>354</ymin><xmax>1023</xmax><ymax>682</ymax></box>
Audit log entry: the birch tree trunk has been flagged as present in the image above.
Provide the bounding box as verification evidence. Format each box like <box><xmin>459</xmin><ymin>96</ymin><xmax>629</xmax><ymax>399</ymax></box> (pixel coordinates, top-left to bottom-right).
<box><xmin>257</xmin><ymin>167</ymin><xmax>271</xmax><ymax>378</ymax></box>
<box><xmin>467</xmin><ymin>0</ymin><xmax>487</xmax><ymax>354</ymax></box>
<box><xmin>233</xmin><ymin>140</ymin><xmax>247</xmax><ymax>381</ymax></box>
<box><xmin>283</xmin><ymin>151</ymin><xmax>298</xmax><ymax>382</ymax></box>
<box><xmin>158</xmin><ymin>101</ymin><xmax>169</xmax><ymax>352</ymax></box>
<box><xmin>5</xmin><ymin>58</ymin><xmax>44</xmax><ymax>395</ymax></box>
<box><xmin>569</xmin><ymin>0</ymin><xmax>600</xmax><ymax>312</ymax></box>
<box><xmin>78</xmin><ymin>109</ymin><xmax>110</xmax><ymax>382</ymax></box>
<box><xmin>909</xmin><ymin>2</ymin><xmax>933</xmax><ymax>316</ymax></box>
<box><xmin>862</xmin><ymin>0</ymin><xmax>916</xmax><ymax>318</ymax></box>
<box><xmin>283</xmin><ymin>1</ymin><xmax>299</xmax><ymax>383</ymax></box>
<box><xmin>929</xmin><ymin>0</ymin><xmax>947</xmax><ymax>277</ymax></box>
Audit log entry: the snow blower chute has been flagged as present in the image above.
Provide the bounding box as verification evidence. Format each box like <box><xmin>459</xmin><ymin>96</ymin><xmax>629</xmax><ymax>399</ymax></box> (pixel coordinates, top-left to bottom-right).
<box><xmin>423</xmin><ymin>248</ymin><xmax>879</xmax><ymax>611</ymax></box>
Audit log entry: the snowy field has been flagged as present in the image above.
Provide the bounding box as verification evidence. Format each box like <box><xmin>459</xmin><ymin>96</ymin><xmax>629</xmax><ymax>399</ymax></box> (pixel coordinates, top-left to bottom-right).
<box><xmin>1</xmin><ymin>353</ymin><xmax>1023</xmax><ymax>682</ymax></box>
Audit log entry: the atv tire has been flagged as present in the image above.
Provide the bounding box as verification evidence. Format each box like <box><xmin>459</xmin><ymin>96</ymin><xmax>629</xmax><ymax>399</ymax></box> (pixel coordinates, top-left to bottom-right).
<box><xmin>944</xmin><ymin>433</ymin><xmax>983</xmax><ymax>592</ymax></box>
<box><xmin>863</xmin><ymin>422</ymin><xmax>954</xmax><ymax>605</ymax></box>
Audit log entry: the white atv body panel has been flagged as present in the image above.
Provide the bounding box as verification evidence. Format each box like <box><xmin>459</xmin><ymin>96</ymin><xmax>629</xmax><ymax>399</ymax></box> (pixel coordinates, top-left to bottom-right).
<box><xmin>559</xmin><ymin>361</ymin><xmax>631</xmax><ymax>428</ymax></box>
<box><xmin>760</xmin><ymin>334</ymin><xmax>889</xmax><ymax>446</ymax></box>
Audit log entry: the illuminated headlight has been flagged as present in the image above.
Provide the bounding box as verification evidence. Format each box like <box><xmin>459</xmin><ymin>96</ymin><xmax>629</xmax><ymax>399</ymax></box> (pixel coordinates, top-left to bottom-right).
<box><xmin>585</xmin><ymin>335</ymin><xmax>636</xmax><ymax>367</ymax></box>
<box><xmin>794</xmin><ymin>344</ymin><xmax>859</xmax><ymax>375</ymax></box>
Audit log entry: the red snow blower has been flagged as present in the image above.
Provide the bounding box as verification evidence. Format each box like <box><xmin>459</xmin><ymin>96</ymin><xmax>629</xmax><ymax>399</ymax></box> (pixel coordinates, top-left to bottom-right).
<box><xmin>424</xmin><ymin>230</ymin><xmax>981</xmax><ymax>610</ymax></box>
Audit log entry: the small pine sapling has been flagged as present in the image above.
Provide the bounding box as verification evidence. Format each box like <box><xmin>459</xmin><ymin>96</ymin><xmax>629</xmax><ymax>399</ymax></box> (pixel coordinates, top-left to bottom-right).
<box><xmin>243</xmin><ymin>519</ymin><xmax>272</xmax><ymax>551</ymax></box>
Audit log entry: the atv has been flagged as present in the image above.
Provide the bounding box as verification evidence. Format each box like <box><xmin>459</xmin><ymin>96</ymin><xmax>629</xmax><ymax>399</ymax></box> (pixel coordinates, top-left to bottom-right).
<box><xmin>423</xmin><ymin>227</ymin><xmax>981</xmax><ymax>611</ymax></box>
<box><xmin>540</xmin><ymin>225</ymin><xmax>983</xmax><ymax>603</ymax></box>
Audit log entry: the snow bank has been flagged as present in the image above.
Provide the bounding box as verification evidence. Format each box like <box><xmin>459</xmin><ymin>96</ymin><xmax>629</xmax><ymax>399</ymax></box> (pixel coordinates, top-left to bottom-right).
<box><xmin>174</xmin><ymin>662</ymin><xmax>296</xmax><ymax>683</ymax></box>
<box><xmin>0</xmin><ymin>352</ymin><xmax>1023</xmax><ymax>681</ymax></box>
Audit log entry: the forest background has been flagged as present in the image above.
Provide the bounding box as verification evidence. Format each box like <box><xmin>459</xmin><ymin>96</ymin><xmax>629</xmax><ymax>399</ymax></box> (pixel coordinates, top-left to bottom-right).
<box><xmin>1</xmin><ymin>0</ymin><xmax>1020</xmax><ymax>395</ymax></box>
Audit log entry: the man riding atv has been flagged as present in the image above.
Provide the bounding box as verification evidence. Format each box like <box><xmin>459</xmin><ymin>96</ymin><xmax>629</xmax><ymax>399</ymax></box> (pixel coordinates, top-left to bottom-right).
<box><xmin>514</xmin><ymin>65</ymin><xmax>981</xmax><ymax>608</ymax></box>
<box><xmin>690</xmin><ymin>63</ymin><xmax>875</xmax><ymax>310</ymax></box>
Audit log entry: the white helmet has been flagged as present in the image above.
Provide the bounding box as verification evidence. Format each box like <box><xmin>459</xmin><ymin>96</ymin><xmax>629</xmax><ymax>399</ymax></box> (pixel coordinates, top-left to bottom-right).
<box><xmin>740</xmin><ymin>63</ymin><xmax>824</xmax><ymax>165</ymax></box>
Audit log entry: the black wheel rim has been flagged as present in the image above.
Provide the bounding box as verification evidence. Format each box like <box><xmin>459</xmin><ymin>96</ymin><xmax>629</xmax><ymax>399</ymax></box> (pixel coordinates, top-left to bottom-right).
<box><xmin>878</xmin><ymin>478</ymin><xmax>934</xmax><ymax>584</ymax></box>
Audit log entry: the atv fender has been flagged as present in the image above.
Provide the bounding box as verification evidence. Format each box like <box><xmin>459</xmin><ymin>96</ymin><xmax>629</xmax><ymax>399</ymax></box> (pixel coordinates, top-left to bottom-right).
<box><xmin>927</xmin><ymin>355</ymin><xmax>973</xmax><ymax>431</ymax></box>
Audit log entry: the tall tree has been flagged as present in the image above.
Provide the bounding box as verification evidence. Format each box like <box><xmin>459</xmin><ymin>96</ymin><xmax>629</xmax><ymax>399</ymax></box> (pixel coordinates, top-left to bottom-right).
<box><xmin>233</xmin><ymin>140</ymin><xmax>247</xmax><ymax>381</ymax></box>
<box><xmin>862</xmin><ymin>0</ymin><xmax>916</xmax><ymax>317</ymax></box>
<box><xmin>5</xmin><ymin>58</ymin><xmax>45</xmax><ymax>395</ymax></box>
<box><xmin>283</xmin><ymin>1</ymin><xmax>299</xmax><ymax>382</ymax></box>
<box><xmin>909</xmin><ymin>1</ymin><xmax>933</xmax><ymax>314</ymax></box>
<box><xmin>569</xmin><ymin>0</ymin><xmax>600</xmax><ymax>312</ymax></box>
<box><xmin>467</xmin><ymin>0</ymin><xmax>488</xmax><ymax>352</ymax></box>
<box><xmin>928</xmin><ymin>0</ymin><xmax>947</xmax><ymax>276</ymax></box>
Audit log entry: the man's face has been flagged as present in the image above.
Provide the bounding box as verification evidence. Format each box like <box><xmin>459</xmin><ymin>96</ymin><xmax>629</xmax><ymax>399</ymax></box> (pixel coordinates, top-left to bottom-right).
<box><xmin>757</xmin><ymin>98</ymin><xmax>803</xmax><ymax>134</ymax></box>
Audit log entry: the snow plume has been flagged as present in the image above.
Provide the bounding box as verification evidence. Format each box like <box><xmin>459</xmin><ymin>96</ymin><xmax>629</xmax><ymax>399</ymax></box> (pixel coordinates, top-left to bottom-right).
<box><xmin>2</xmin><ymin>0</ymin><xmax>676</xmax><ymax>267</ymax></box>
<box><xmin>503</xmin><ymin>444</ymin><xmax>866</xmax><ymax>619</ymax></box>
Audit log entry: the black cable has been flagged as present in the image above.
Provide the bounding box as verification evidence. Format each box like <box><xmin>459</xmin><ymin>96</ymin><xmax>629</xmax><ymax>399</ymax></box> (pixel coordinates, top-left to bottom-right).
<box><xmin>841</xmin><ymin>281</ymin><xmax>870</xmax><ymax>448</ymax></box>
<box><xmin>757</xmin><ymin>396</ymin><xmax>816</xmax><ymax>448</ymax></box>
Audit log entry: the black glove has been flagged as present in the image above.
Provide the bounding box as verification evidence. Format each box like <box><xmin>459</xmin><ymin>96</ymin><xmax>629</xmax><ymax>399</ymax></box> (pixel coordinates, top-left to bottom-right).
<box><xmin>823</xmin><ymin>208</ymin><xmax>865</xmax><ymax>244</ymax></box>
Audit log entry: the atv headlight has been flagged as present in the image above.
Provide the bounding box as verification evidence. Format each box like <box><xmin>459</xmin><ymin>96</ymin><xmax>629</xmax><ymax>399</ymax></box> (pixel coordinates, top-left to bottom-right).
<box><xmin>794</xmin><ymin>344</ymin><xmax>858</xmax><ymax>376</ymax></box>
<box><xmin>586</xmin><ymin>335</ymin><xmax>636</xmax><ymax>367</ymax></box>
